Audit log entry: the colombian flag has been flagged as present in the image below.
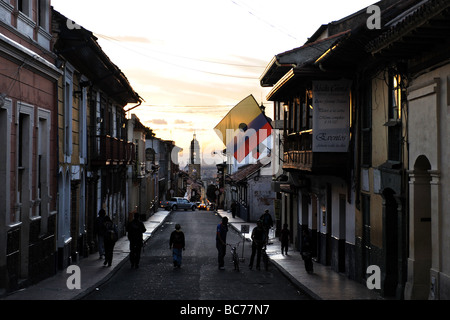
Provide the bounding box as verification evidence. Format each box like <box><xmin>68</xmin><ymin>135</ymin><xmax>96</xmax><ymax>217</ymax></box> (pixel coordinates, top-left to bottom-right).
<box><xmin>215</xmin><ymin>95</ymin><xmax>272</xmax><ymax>162</ymax></box>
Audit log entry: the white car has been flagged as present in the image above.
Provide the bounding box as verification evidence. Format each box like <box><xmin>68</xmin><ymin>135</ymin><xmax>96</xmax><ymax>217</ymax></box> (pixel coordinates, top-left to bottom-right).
<box><xmin>160</xmin><ymin>197</ymin><xmax>197</xmax><ymax>211</ymax></box>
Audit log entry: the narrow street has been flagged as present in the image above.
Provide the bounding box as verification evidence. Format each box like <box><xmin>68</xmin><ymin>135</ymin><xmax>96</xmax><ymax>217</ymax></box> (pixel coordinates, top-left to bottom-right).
<box><xmin>83</xmin><ymin>210</ymin><xmax>310</xmax><ymax>301</ymax></box>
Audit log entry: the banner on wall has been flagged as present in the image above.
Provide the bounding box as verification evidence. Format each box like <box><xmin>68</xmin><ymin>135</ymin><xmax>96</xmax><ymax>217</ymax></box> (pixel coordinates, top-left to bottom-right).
<box><xmin>312</xmin><ymin>80</ymin><xmax>352</xmax><ymax>153</ymax></box>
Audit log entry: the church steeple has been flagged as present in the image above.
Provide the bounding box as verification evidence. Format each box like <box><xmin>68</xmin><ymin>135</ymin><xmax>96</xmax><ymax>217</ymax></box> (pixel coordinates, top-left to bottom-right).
<box><xmin>190</xmin><ymin>133</ymin><xmax>200</xmax><ymax>165</ymax></box>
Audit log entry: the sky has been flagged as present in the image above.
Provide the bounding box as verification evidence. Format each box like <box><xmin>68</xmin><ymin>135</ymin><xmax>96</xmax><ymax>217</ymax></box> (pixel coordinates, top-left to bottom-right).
<box><xmin>51</xmin><ymin>0</ymin><xmax>377</xmax><ymax>166</ymax></box>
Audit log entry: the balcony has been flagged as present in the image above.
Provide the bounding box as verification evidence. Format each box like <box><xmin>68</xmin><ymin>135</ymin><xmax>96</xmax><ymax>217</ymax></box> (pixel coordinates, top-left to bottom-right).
<box><xmin>283</xmin><ymin>131</ymin><xmax>348</xmax><ymax>175</ymax></box>
<box><xmin>91</xmin><ymin>135</ymin><xmax>135</xmax><ymax>166</ymax></box>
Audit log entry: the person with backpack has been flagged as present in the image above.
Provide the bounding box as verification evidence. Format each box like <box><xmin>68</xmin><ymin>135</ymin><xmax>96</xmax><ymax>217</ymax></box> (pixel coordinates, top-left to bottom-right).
<box><xmin>169</xmin><ymin>224</ymin><xmax>185</xmax><ymax>268</ymax></box>
<box><xmin>103</xmin><ymin>216</ymin><xmax>118</xmax><ymax>267</ymax></box>
<box><xmin>126</xmin><ymin>212</ymin><xmax>147</xmax><ymax>269</ymax></box>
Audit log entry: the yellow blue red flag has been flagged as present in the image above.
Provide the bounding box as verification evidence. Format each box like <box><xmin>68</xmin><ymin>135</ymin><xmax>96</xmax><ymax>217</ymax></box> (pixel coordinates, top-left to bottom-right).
<box><xmin>214</xmin><ymin>95</ymin><xmax>272</xmax><ymax>162</ymax></box>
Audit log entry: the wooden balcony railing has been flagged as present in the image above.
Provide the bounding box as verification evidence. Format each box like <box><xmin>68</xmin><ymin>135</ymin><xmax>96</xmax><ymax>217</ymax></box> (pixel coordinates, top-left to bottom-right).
<box><xmin>283</xmin><ymin>131</ymin><xmax>348</xmax><ymax>175</ymax></box>
<box><xmin>91</xmin><ymin>135</ymin><xmax>135</xmax><ymax>166</ymax></box>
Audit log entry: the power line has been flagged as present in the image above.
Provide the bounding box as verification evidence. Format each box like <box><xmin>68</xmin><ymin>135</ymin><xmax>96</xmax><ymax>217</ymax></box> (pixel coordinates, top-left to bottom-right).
<box><xmin>227</xmin><ymin>0</ymin><xmax>300</xmax><ymax>42</ymax></box>
<box><xmin>95</xmin><ymin>33</ymin><xmax>262</xmax><ymax>80</ymax></box>
<box><xmin>97</xmin><ymin>33</ymin><xmax>266</xmax><ymax>69</ymax></box>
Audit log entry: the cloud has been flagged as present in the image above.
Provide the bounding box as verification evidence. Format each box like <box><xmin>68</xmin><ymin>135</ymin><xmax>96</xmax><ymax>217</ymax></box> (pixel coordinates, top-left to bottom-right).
<box><xmin>174</xmin><ymin>119</ymin><xmax>192</xmax><ymax>125</ymax></box>
<box><xmin>147</xmin><ymin>119</ymin><xmax>168</xmax><ymax>125</ymax></box>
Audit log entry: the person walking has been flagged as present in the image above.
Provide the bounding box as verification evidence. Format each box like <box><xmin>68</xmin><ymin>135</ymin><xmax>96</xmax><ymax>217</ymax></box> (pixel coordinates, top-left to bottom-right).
<box><xmin>260</xmin><ymin>209</ymin><xmax>273</xmax><ymax>244</ymax></box>
<box><xmin>216</xmin><ymin>216</ymin><xmax>228</xmax><ymax>270</ymax></box>
<box><xmin>103</xmin><ymin>216</ymin><xmax>118</xmax><ymax>267</ymax></box>
<box><xmin>126</xmin><ymin>212</ymin><xmax>147</xmax><ymax>269</ymax></box>
<box><xmin>169</xmin><ymin>224</ymin><xmax>186</xmax><ymax>268</ymax></box>
<box><xmin>280</xmin><ymin>223</ymin><xmax>290</xmax><ymax>255</ymax></box>
<box><xmin>301</xmin><ymin>229</ymin><xmax>314</xmax><ymax>274</ymax></box>
<box><xmin>249</xmin><ymin>220</ymin><xmax>266</xmax><ymax>270</ymax></box>
<box><xmin>94</xmin><ymin>208</ymin><xmax>107</xmax><ymax>259</ymax></box>
<box><xmin>231</xmin><ymin>201</ymin><xmax>237</xmax><ymax>219</ymax></box>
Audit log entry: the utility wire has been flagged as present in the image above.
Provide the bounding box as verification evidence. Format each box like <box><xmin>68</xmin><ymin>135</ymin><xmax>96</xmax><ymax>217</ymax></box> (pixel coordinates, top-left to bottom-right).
<box><xmin>227</xmin><ymin>0</ymin><xmax>300</xmax><ymax>42</ymax></box>
<box><xmin>95</xmin><ymin>33</ymin><xmax>262</xmax><ymax>80</ymax></box>
<box><xmin>97</xmin><ymin>33</ymin><xmax>266</xmax><ymax>69</ymax></box>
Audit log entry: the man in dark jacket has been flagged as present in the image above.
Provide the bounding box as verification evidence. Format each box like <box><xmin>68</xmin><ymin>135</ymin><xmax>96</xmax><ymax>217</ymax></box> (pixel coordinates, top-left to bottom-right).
<box><xmin>249</xmin><ymin>220</ymin><xmax>266</xmax><ymax>270</ymax></box>
<box><xmin>94</xmin><ymin>209</ymin><xmax>106</xmax><ymax>259</ymax></box>
<box><xmin>216</xmin><ymin>216</ymin><xmax>228</xmax><ymax>270</ymax></box>
<box><xmin>126</xmin><ymin>212</ymin><xmax>147</xmax><ymax>269</ymax></box>
<box><xmin>169</xmin><ymin>224</ymin><xmax>186</xmax><ymax>268</ymax></box>
<box><xmin>260</xmin><ymin>209</ymin><xmax>273</xmax><ymax>244</ymax></box>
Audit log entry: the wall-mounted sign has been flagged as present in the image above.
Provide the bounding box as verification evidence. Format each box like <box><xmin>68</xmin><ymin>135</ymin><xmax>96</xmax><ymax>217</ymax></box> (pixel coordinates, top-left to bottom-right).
<box><xmin>312</xmin><ymin>80</ymin><xmax>352</xmax><ymax>152</ymax></box>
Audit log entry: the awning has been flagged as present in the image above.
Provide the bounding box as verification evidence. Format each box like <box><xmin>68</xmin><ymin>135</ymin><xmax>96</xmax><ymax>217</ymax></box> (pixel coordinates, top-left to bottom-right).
<box><xmin>260</xmin><ymin>30</ymin><xmax>351</xmax><ymax>88</ymax></box>
<box><xmin>366</xmin><ymin>0</ymin><xmax>450</xmax><ymax>58</ymax></box>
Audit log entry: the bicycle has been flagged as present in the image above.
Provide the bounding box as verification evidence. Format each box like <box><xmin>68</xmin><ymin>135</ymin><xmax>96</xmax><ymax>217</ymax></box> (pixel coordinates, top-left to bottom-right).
<box><xmin>227</xmin><ymin>242</ymin><xmax>241</xmax><ymax>271</ymax></box>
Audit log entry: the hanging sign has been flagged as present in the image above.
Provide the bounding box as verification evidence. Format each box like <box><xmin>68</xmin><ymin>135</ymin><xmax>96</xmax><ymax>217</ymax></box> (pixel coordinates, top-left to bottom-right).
<box><xmin>312</xmin><ymin>80</ymin><xmax>352</xmax><ymax>152</ymax></box>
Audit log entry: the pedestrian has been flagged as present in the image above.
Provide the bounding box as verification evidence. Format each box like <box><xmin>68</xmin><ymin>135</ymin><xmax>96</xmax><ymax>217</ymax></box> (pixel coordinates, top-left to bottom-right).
<box><xmin>280</xmin><ymin>223</ymin><xmax>290</xmax><ymax>255</ymax></box>
<box><xmin>169</xmin><ymin>224</ymin><xmax>186</xmax><ymax>268</ymax></box>
<box><xmin>216</xmin><ymin>216</ymin><xmax>228</xmax><ymax>270</ymax></box>
<box><xmin>231</xmin><ymin>201</ymin><xmax>237</xmax><ymax>219</ymax></box>
<box><xmin>301</xmin><ymin>229</ymin><xmax>314</xmax><ymax>274</ymax></box>
<box><xmin>126</xmin><ymin>212</ymin><xmax>147</xmax><ymax>269</ymax></box>
<box><xmin>94</xmin><ymin>208</ymin><xmax>107</xmax><ymax>259</ymax></box>
<box><xmin>103</xmin><ymin>216</ymin><xmax>118</xmax><ymax>267</ymax></box>
<box><xmin>259</xmin><ymin>209</ymin><xmax>273</xmax><ymax>244</ymax></box>
<box><xmin>249</xmin><ymin>220</ymin><xmax>266</xmax><ymax>270</ymax></box>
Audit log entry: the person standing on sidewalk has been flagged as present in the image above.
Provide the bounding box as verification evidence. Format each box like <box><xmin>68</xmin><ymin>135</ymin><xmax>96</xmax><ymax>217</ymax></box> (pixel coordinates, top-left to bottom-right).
<box><xmin>280</xmin><ymin>223</ymin><xmax>290</xmax><ymax>255</ymax></box>
<box><xmin>249</xmin><ymin>220</ymin><xmax>266</xmax><ymax>270</ymax></box>
<box><xmin>301</xmin><ymin>229</ymin><xmax>314</xmax><ymax>274</ymax></box>
<box><xmin>216</xmin><ymin>216</ymin><xmax>228</xmax><ymax>270</ymax></box>
<box><xmin>126</xmin><ymin>212</ymin><xmax>147</xmax><ymax>269</ymax></box>
<box><xmin>260</xmin><ymin>209</ymin><xmax>273</xmax><ymax>244</ymax></box>
<box><xmin>103</xmin><ymin>216</ymin><xmax>118</xmax><ymax>267</ymax></box>
<box><xmin>231</xmin><ymin>201</ymin><xmax>237</xmax><ymax>219</ymax></box>
<box><xmin>170</xmin><ymin>224</ymin><xmax>186</xmax><ymax>268</ymax></box>
<box><xmin>94</xmin><ymin>209</ymin><xmax>107</xmax><ymax>260</ymax></box>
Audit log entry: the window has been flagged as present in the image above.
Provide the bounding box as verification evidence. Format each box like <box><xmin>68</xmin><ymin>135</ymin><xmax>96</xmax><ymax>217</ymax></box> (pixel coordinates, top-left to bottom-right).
<box><xmin>37</xmin><ymin>109</ymin><xmax>51</xmax><ymax>217</ymax></box>
<box><xmin>389</xmin><ymin>72</ymin><xmax>402</xmax><ymax>120</ymax></box>
<box><xmin>17</xmin><ymin>0</ymin><xmax>30</xmax><ymax>16</ymax></box>
<box><xmin>17</xmin><ymin>102</ymin><xmax>34</xmax><ymax>221</ymax></box>
<box><xmin>0</xmin><ymin>98</ymin><xmax>12</xmax><ymax>222</ymax></box>
<box><xmin>64</xmin><ymin>65</ymin><xmax>74</xmax><ymax>159</ymax></box>
<box><xmin>37</xmin><ymin>0</ymin><xmax>49</xmax><ymax>28</ymax></box>
<box><xmin>361</xmin><ymin>83</ymin><xmax>372</xmax><ymax>166</ymax></box>
<box><xmin>386</xmin><ymin>70</ymin><xmax>403</xmax><ymax>162</ymax></box>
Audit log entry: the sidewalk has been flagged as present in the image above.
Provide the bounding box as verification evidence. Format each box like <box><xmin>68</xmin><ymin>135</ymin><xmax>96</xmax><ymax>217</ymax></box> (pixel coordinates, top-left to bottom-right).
<box><xmin>1</xmin><ymin>209</ymin><xmax>171</xmax><ymax>300</ymax></box>
<box><xmin>216</xmin><ymin>209</ymin><xmax>382</xmax><ymax>300</ymax></box>
<box><xmin>2</xmin><ymin>208</ymin><xmax>382</xmax><ymax>300</ymax></box>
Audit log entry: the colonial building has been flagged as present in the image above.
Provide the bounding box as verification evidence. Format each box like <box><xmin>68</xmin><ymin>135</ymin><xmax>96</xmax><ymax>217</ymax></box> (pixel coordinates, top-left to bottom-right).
<box><xmin>229</xmin><ymin>161</ymin><xmax>276</xmax><ymax>223</ymax></box>
<box><xmin>261</xmin><ymin>0</ymin><xmax>450</xmax><ymax>300</ymax></box>
<box><xmin>146</xmin><ymin>134</ymin><xmax>181</xmax><ymax>201</ymax></box>
<box><xmin>364</xmin><ymin>0</ymin><xmax>450</xmax><ymax>300</ymax></box>
<box><xmin>127</xmin><ymin>114</ymin><xmax>159</xmax><ymax>221</ymax></box>
<box><xmin>52</xmin><ymin>9</ymin><xmax>141</xmax><ymax>268</ymax></box>
<box><xmin>0</xmin><ymin>0</ymin><xmax>61</xmax><ymax>292</ymax></box>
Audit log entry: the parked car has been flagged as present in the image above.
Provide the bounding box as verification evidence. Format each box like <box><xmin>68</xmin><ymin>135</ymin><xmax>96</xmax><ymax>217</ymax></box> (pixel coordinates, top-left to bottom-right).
<box><xmin>198</xmin><ymin>203</ymin><xmax>208</xmax><ymax>210</ymax></box>
<box><xmin>160</xmin><ymin>197</ymin><xmax>197</xmax><ymax>211</ymax></box>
